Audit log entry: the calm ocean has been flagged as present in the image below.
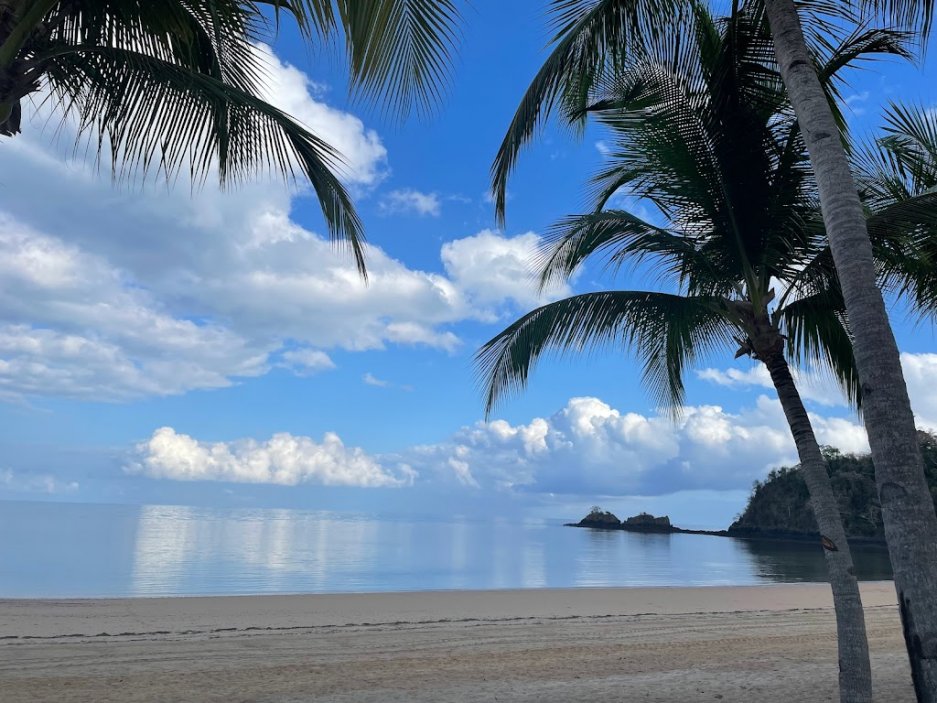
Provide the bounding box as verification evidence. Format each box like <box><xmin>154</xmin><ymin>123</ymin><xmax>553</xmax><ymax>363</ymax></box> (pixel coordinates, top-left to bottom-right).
<box><xmin>0</xmin><ymin>501</ymin><xmax>893</xmax><ymax>598</ymax></box>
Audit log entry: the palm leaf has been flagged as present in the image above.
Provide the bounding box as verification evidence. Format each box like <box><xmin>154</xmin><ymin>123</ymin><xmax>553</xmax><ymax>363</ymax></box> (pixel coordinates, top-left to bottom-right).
<box><xmin>489</xmin><ymin>0</ymin><xmax>680</xmax><ymax>223</ymax></box>
<box><xmin>779</xmin><ymin>289</ymin><xmax>862</xmax><ymax>406</ymax></box>
<box><xmin>259</xmin><ymin>0</ymin><xmax>461</xmax><ymax>118</ymax></box>
<box><xmin>39</xmin><ymin>43</ymin><xmax>366</xmax><ymax>273</ymax></box>
<box><xmin>539</xmin><ymin>210</ymin><xmax>737</xmax><ymax>297</ymax></box>
<box><xmin>476</xmin><ymin>290</ymin><xmax>734</xmax><ymax>414</ymax></box>
<box><xmin>858</xmin><ymin>0</ymin><xmax>935</xmax><ymax>37</ymax></box>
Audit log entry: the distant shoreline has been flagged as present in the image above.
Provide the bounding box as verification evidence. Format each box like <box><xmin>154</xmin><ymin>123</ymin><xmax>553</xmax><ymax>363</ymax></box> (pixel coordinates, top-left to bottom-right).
<box><xmin>563</xmin><ymin>521</ymin><xmax>890</xmax><ymax>547</ymax></box>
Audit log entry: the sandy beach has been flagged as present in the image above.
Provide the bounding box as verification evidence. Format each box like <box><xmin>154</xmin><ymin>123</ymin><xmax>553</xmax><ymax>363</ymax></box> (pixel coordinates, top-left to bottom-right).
<box><xmin>0</xmin><ymin>582</ymin><xmax>914</xmax><ymax>702</ymax></box>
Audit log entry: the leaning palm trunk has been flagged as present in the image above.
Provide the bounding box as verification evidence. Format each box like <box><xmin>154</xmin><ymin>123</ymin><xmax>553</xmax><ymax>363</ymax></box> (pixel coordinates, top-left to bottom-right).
<box><xmin>758</xmin><ymin>339</ymin><xmax>872</xmax><ymax>702</ymax></box>
<box><xmin>764</xmin><ymin>1</ymin><xmax>937</xmax><ymax>699</ymax></box>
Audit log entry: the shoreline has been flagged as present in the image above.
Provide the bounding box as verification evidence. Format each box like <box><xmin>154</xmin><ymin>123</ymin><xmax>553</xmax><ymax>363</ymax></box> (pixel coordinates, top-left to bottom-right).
<box><xmin>0</xmin><ymin>581</ymin><xmax>900</xmax><ymax>638</ymax></box>
<box><xmin>1</xmin><ymin>583</ymin><xmax>914</xmax><ymax>702</ymax></box>
<box><xmin>0</xmin><ymin>577</ymin><xmax>890</xmax><ymax>604</ymax></box>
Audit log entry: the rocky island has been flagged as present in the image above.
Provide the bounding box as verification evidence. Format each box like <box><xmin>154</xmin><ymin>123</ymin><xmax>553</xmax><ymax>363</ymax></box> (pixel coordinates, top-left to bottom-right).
<box><xmin>568</xmin><ymin>507</ymin><xmax>725</xmax><ymax>536</ymax></box>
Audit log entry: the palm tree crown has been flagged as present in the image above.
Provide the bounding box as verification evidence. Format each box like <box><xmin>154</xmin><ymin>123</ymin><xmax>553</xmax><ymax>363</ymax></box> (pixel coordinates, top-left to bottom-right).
<box><xmin>490</xmin><ymin>0</ymin><xmax>933</xmax><ymax>224</ymax></box>
<box><xmin>478</xmin><ymin>2</ymin><xmax>928</xmax><ymax>415</ymax></box>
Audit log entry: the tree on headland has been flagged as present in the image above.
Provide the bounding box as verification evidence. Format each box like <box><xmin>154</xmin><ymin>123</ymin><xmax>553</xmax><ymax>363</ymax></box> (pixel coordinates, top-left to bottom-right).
<box><xmin>733</xmin><ymin>432</ymin><xmax>937</xmax><ymax>540</ymax></box>
<box><xmin>480</xmin><ymin>3</ymin><xmax>937</xmax><ymax>700</ymax></box>
<box><xmin>0</xmin><ymin>0</ymin><xmax>460</xmax><ymax>276</ymax></box>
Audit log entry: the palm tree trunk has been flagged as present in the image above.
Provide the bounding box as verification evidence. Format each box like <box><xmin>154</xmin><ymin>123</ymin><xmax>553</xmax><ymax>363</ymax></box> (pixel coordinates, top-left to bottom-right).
<box><xmin>762</xmin><ymin>348</ymin><xmax>872</xmax><ymax>703</ymax></box>
<box><xmin>763</xmin><ymin>2</ymin><xmax>937</xmax><ymax>700</ymax></box>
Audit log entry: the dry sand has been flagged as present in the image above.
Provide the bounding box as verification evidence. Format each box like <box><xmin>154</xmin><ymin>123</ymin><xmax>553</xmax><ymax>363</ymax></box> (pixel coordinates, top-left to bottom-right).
<box><xmin>0</xmin><ymin>582</ymin><xmax>914</xmax><ymax>702</ymax></box>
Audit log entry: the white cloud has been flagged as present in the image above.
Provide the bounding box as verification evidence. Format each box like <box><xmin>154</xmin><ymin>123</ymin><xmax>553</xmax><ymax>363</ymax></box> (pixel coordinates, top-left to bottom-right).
<box><xmin>845</xmin><ymin>91</ymin><xmax>871</xmax><ymax>116</ymax></box>
<box><xmin>0</xmin><ymin>468</ymin><xmax>78</xmax><ymax>495</ymax></box>
<box><xmin>0</xmin><ymin>218</ymin><xmax>268</xmax><ymax>400</ymax></box>
<box><xmin>0</xmin><ymin>45</ymin><xmax>554</xmax><ymax>401</ymax></box>
<box><xmin>383</xmin><ymin>322</ymin><xmax>461</xmax><ymax>352</ymax></box>
<box><xmin>379</xmin><ymin>189</ymin><xmax>441</xmax><ymax>217</ymax></box>
<box><xmin>440</xmin><ymin>229</ymin><xmax>570</xmax><ymax>316</ymax></box>
<box><xmin>697</xmin><ymin>364</ymin><xmax>847</xmax><ymax>407</ymax></box>
<box><xmin>127</xmin><ymin>394</ymin><xmax>875</xmax><ymax>497</ymax></box>
<box><xmin>0</xmin><ymin>204</ymin><xmax>541</xmax><ymax>399</ymax></box>
<box><xmin>362</xmin><ymin>371</ymin><xmax>414</xmax><ymax>392</ymax></box>
<box><xmin>131</xmin><ymin>427</ymin><xmax>414</xmax><ymax>487</ymax></box>
<box><xmin>251</xmin><ymin>43</ymin><xmax>388</xmax><ymax>187</ymax></box>
<box><xmin>363</xmin><ymin>372</ymin><xmax>390</xmax><ymax>387</ymax></box>
<box><xmin>698</xmin><ymin>353</ymin><xmax>937</xmax><ymax>431</ymax></box>
<box><xmin>394</xmin><ymin>395</ymin><xmax>845</xmax><ymax>497</ymax></box>
<box><xmin>900</xmin><ymin>352</ymin><xmax>937</xmax><ymax>429</ymax></box>
<box><xmin>280</xmin><ymin>348</ymin><xmax>335</xmax><ymax>375</ymax></box>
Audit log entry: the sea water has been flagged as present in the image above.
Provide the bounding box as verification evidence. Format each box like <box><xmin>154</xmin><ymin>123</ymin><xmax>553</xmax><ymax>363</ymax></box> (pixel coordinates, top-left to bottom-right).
<box><xmin>0</xmin><ymin>500</ymin><xmax>893</xmax><ymax>598</ymax></box>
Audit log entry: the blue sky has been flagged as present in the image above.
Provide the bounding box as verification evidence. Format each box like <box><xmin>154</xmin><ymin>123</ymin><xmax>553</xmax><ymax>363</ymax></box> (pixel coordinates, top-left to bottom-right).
<box><xmin>1</xmin><ymin>1</ymin><xmax>937</xmax><ymax>529</ymax></box>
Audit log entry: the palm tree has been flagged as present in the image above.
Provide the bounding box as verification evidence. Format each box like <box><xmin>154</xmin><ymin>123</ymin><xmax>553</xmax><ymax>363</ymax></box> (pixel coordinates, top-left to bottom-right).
<box><xmin>490</xmin><ymin>1</ymin><xmax>937</xmax><ymax>697</ymax></box>
<box><xmin>761</xmin><ymin>9</ymin><xmax>937</xmax><ymax>696</ymax></box>
<box><xmin>479</xmin><ymin>5</ymin><xmax>926</xmax><ymax>701</ymax></box>
<box><xmin>0</xmin><ymin>0</ymin><xmax>460</xmax><ymax>275</ymax></box>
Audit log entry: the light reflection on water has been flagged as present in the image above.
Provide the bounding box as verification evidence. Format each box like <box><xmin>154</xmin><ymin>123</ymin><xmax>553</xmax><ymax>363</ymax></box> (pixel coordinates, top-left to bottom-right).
<box><xmin>0</xmin><ymin>501</ymin><xmax>893</xmax><ymax>598</ymax></box>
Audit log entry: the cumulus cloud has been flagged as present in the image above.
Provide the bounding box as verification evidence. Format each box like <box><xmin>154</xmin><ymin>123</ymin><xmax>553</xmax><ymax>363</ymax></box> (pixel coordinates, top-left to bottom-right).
<box><xmin>280</xmin><ymin>348</ymin><xmax>335</xmax><ymax>375</ymax></box>
<box><xmin>393</xmin><ymin>395</ymin><xmax>868</xmax><ymax>497</ymax></box>
<box><xmin>131</xmin><ymin>427</ymin><xmax>414</xmax><ymax>487</ymax></box>
<box><xmin>440</xmin><ymin>229</ymin><xmax>570</xmax><ymax>317</ymax></box>
<box><xmin>127</xmin><ymin>394</ymin><xmax>876</xmax><ymax>497</ymax></box>
<box><xmin>900</xmin><ymin>352</ymin><xmax>937</xmax><ymax>429</ymax></box>
<box><xmin>380</xmin><ymin>189</ymin><xmax>441</xmax><ymax>217</ymax></box>
<box><xmin>0</xmin><ymin>219</ymin><xmax>268</xmax><ymax>400</ymax></box>
<box><xmin>251</xmin><ymin>43</ymin><xmax>388</xmax><ymax>187</ymax></box>
<box><xmin>0</xmin><ymin>46</ymin><xmax>553</xmax><ymax>402</ymax></box>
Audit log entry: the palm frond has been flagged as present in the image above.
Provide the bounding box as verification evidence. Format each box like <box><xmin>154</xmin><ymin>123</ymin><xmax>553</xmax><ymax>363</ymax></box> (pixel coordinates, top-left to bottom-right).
<box><xmin>40</xmin><ymin>43</ymin><xmax>366</xmax><ymax>273</ymax></box>
<box><xmin>489</xmin><ymin>0</ymin><xmax>679</xmax><ymax>223</ymax></box>
<box><xmin>476</xmin><ymin>291</ymin><xmax>734</xmax><ymax>414</ymax></box>
<box><xmin>337</xmin><ymin>0</ymin><xmax>461</xmax><ymax>118</ymax></box>
<box><xmin>854</xmin><ymin>103</ymin><xmax>937</xmax><ymax>316</ymax></box>
<box><xmin>858</xmin><ymin>0</ymin><xmax>935</xmax><ymax>38</ymax></box>
<box><xmin>779</xmin><ymin>289</ymin><xmax>862</xmax><ymax>406</ymax></box>
<box><xmin>868</xmin><ymin>193</ymin><xmax>937</xmax><ymax>314</ymax></box>
<box><xmin>539</xmin><ymin>210</ymin><xmax>737</xmax><ymax>297</ymax></box>
<box><xmin>255</xmin><ymin>0</ymin><xmax>461</xmax><ymax>118</ymax></box>
<box><xmin>817</xmin><ymin>25</ymin><xmax>915</xmax><ymax>86</ymax></box>
<box><xmin>881</xmin><ymin>102</ymin><xmax>937</xmax><ymax>190</ymax></box>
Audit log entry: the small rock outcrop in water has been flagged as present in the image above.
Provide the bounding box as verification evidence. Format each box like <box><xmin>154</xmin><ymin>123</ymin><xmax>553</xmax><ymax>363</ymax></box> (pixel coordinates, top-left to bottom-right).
<box><xmin>574</xmin><ymin>508</ymin><xmax>681</xmax><ymax>533</ymax></box>
<box><xmin>569</xmin><ymin>509</ymin><xmax>721</xmax><ymax>535</ymax></box>
<box><xmin>623</xmin><ymin>512</ymin><xmax>672</xmax><ymax>531</ymax></box>
<box><xmin>577</xmin><ymin>506</ymin><xmax>621</xmax><ymax>528</ymax></box>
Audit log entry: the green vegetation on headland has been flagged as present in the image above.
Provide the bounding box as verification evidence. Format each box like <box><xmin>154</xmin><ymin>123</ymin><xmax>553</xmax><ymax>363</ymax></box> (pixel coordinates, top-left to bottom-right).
<box><xmin>729</xmin><ymin>431</ymin><xmax>937</xmax><ymax>543</ymax></box>
<box><xmin>572</xmin><ymin>431</ymin><xmax>937</xmax><ymax>544</ymax></box>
